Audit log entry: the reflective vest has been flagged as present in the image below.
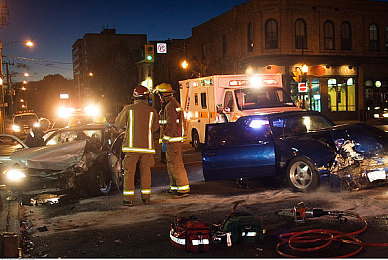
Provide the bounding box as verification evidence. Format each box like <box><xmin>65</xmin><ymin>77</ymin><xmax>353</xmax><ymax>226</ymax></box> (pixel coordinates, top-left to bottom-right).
<box><xmin>159</xmin><ymin>97</ymin><xmax>186</xmax><ymax>143</ymax></box>
<box><xmin>115</xmin><ymin>100</ymin><xmax>159</xmax><ymax>153</ymax></box>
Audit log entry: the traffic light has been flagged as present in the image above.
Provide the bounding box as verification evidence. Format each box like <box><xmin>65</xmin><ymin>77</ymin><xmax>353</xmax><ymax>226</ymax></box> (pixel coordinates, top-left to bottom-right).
<box><xmin>292</xmin><ymin>70</ymin><xmax>300</xmax><ymax>83</ymax></box>
<box><xmin>144</xmin><ymin>44</ymin><xmax>154</xmax><ymax>62</ymax></box>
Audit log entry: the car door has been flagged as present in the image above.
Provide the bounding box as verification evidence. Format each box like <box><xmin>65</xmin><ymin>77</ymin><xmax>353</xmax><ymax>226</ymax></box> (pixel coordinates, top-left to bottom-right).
<box><xmin>202</xmin><ymin>118</ymin><xmax>276</xmax><ymax>181</ymax></box>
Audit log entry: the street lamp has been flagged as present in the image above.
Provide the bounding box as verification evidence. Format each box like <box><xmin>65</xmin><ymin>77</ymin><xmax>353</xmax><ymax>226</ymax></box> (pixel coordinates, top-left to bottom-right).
<box><xmin>2</xmin><ymin>40</ymin><xmax>34</xmax><ymax>48</ymax></box>
<box><xmin>301</xmin><ymin>64</ymin><xmax>308</xmax><ymax>74</ymax></box>
<box><xmin>0</xmin><ymin>40</ymin><xmax>34</xmax><ymax>123</ymax></box>
<box><xmin>181</xmin><ymin>60</ymin><xmax>189</xmax><ymax>69</ymax></box>
<box><xmin>0</xmin><ymin>40</ymin><xmax>34</xmax><ymax>120</ymax></box>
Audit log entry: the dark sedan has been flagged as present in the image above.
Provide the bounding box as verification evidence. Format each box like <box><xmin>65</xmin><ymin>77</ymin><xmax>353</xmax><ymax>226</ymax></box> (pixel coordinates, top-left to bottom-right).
<box><xmin>202</xmin><ymin>111</ymin><xmax>388</xmax><ymax>192</ymax></box>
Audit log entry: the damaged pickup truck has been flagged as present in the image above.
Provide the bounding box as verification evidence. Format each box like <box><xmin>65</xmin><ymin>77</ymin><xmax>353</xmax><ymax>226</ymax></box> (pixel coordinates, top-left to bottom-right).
<box><xmin>0</xmin><ymin>124</ymin><xmax>118</xmax><ymax>200</ymax></box>
<box><xmin>202</xmin><ymin>110</ymin><xmax>388</xmax><ymax>192</ymax></box>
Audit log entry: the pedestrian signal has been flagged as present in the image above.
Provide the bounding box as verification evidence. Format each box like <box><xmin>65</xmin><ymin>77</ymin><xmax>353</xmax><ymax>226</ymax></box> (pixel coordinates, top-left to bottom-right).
<box><xmin>145</xmin><ymin>44</ymin><xmax>154</xmax><ymax>62</ymax></box>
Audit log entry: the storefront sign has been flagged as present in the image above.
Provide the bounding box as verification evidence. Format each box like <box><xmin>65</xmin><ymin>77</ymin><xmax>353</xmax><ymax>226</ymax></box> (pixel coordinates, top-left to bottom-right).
<box><xmin>298</xmin><ymin>83</ymin><xmax>308</xmax><ymax>93</ymax></box>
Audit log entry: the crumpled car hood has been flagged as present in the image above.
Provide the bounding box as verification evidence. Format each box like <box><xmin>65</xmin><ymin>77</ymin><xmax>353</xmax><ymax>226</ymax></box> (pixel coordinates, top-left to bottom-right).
<box><xmin>10</xmin><ymin>140</ymin><xmax>87</xmax><ymax>170</ymax></box>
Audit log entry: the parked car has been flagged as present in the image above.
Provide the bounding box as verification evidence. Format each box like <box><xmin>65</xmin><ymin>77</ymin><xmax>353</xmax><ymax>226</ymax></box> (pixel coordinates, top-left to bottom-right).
<box><xmin>0</xmin><ymin>134</ymin><xmax>29</xmax><ymax>175</ymax></box>
<box><xmin>1</xmin><ymin>123</ymin><xmax>119</xmax><ymax>200</ymax></box>
<box><xmin>202</xmin><ymin>110</ymin><xmax>388</xmax><ymax>192</ymax></box>
<box><xmin>11</xmin><ymin>112</ymin><xmax>39</xmax><ymax>137</ymax></box>
<box><xmin>372</xmin><ymin>106</ymin><xmax>388</xmax><ymax>122</ymax></box>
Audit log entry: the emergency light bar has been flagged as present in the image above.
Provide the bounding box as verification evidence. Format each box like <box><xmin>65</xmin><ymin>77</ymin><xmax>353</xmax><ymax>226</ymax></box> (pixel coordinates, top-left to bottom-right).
<box><xmin>262</xmin><ymin>79</ymin><xmax>278</xmax><ymax>85</ymax></box>
<box><xmin>229</xmin><ymin>80</ymin><xmax>249</xmax><ymax>87</ymax></box>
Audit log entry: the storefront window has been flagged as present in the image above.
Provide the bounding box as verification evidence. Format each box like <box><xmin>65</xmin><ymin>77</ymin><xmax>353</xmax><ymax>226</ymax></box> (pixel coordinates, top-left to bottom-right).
<box><xmin>328</xmin><ymin>78</ymin><xmax>355</xmax><ymax>112</ymax></box>
<box><xmin>347</xmin><ymin>78</ymin><xmax>356</xmax><ymax>111</ymax></box>
<box><xmin>328</xmin><ymin>79</ymin><xmax>337</xmax><ymax>111</ymax></box>
<box><xmin>311</xmin><ymin>78</ymin><xmax>321</xmax><ymax>112</ymax></box>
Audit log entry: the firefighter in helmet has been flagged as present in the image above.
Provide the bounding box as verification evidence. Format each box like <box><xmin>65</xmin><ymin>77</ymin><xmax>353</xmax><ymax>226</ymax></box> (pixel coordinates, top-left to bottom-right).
<box><xmin>25</xmin><ymin>117</ymin><xmax>51</xmax><ymax>147</ymax></box>
<box><xmin>115</xmin><ymin>85</ymin><xmax>159</xmax><ymax>206</ymax></box>
<box><xmin>153</xmin><ymin>83</ymin><xmax>190</xmax><ymax>198</ymax></box>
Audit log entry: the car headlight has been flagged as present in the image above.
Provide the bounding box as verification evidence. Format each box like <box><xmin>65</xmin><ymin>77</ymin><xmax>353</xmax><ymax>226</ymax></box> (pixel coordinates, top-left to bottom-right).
<box><xmin>12</xmin><ymin>124</ymin><xmax>21</xmax><ymax>132</ymax></box>
<box><xmin>4</xmin><ymin>169</ymin><xmax>26</xmax><ymax>182</ymax></box>
<box><xmin>84</xmin><ymin>104</ymin><xmax>100</xmax><ymax>117</ymax></box>
<box><xmin>383</xmin><ymin>113</ymin><xmax>388</xmax><ymax>118</ymax></box>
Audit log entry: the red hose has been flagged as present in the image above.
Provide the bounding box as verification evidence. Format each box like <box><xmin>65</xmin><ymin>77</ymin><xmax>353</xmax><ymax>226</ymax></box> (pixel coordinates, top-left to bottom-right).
<box><xmin>276</xmin><ymin>212</ymin><xmax>388</xmax><ymax>258</ymax></box>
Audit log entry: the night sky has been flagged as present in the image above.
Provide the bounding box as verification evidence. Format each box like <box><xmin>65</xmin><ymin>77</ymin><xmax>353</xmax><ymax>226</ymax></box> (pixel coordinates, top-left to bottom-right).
<box><xmin>0</xmin><ymin>0</ymin><xmax>249</xmax><ymax>82</ymax></box>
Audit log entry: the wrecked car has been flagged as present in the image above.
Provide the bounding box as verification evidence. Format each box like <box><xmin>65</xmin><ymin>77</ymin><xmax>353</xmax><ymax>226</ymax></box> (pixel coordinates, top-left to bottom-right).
<box><xmin>202</xmin><ymin>110</ymin><xmax>388</xmax><ymax>192</ymax></box>
<box><xmin>0</xmin><ymin>124</ymin><xmax>118</xmax><ymax>199</ymax></box>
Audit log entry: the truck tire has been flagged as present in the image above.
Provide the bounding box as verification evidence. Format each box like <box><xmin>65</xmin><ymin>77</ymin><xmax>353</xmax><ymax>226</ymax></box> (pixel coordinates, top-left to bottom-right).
<box><xmin>191</xmin><ymin>129</ymin><xmax>202</xmax><ymax>151</ymax></box>
<box><xmin>286</xmin><ymin>157</ymin><xmax>319</xmax><ymax>192</ymax></box>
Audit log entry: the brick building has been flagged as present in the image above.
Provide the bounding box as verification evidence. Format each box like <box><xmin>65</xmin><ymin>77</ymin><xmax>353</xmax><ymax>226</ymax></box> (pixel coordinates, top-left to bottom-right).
<box><xmin>72</xmin><ymin>29</ymin><xmax>147</xmax><ymax>114</ymax></box>
<box><xmin>185</xmin><ymin>0</ymin><xmax>388</xmax><ymax>122</ymax></box>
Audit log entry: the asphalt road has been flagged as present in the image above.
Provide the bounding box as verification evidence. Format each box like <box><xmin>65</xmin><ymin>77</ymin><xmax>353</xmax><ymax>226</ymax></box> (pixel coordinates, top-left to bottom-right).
<box><xmin>19</xmin><ymin>143</ymin><xmax>388</xmax><ymax>258</ymax></box>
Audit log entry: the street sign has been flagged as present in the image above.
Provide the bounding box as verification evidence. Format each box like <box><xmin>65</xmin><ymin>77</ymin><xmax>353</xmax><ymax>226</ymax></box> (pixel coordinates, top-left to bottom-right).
<box><xmin>298</xmin><ymin>82</ymin><xmax>307</xmax><ymax>93</ymax></box>
<box><xmin>157</xmin><ymin>43</ymin><xmax>167</xmax><ymax>54</ymax></box>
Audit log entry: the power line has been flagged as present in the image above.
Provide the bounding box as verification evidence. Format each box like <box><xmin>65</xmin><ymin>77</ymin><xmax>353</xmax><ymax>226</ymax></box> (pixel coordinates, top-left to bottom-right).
<box><xmin>6</xmin><ymin>55</ymin><xmax>73</xmax><ymax>65</ymax></box>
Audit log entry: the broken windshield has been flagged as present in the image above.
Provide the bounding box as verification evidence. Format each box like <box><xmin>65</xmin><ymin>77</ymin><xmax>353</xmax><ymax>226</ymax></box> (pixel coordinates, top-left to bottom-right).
<box><xmin>235</xmin><ymin>87</ymin><xmax>295</xmax><ymax>110</ymax></box>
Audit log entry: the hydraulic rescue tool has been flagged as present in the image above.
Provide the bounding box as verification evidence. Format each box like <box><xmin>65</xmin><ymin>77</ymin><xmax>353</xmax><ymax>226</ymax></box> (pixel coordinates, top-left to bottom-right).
<box><xmin>275</xmin><ymin>202</ymin><xmax>345</xmax><ymax>223</ymax></box>
<box><xmin>275</xmin><ymin>202</ymin><xmax>388</xmax><ymax>257</ymax></box>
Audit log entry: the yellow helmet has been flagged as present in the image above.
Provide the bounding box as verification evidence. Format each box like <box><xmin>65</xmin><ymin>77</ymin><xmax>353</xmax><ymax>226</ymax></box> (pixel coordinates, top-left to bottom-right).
<box><xmin>153</xmin><ymin>83</ymin><xmax>173</xmax><ymax>94</ymax></box>
<box><xmin>93</xmin><ymin>115</ymin><xmax>107</xmax><ymax>124</ymax></box>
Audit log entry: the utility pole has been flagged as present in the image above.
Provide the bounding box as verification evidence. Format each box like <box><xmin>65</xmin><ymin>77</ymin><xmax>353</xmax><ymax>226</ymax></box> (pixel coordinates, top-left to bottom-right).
<box><xmin>5</xmin><ymin>61</ymin><xmax>13</xmax><ymax>116</ymax></box>
<box><xmin>0</xmin><ymin>41</ymin><xmax>5</xmax><ymax>133</ymax></box>
<box><xmin>0</xmin><ymin>0</ymin><xmax>9</xmax><ymax>133</ymax></box>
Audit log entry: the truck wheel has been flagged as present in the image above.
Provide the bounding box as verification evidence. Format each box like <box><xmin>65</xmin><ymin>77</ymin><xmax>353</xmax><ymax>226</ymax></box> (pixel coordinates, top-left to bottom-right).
<box><xmin>86</xmin><ymin>161</ymin><xmax>112</xmax><ymax>196</ymax></box>
<box><xmin>286</xmin><ymin>157</ymin><xmax>318</xmax><ymax>192</ymax></box>
<box><xmin>192</xmin><ymin>129</ymin><xmax>202</xmax><ymax>151</ymax></box>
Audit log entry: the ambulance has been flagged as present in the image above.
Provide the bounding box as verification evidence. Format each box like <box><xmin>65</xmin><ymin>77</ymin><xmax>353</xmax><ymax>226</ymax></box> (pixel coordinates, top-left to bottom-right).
<box><xmin>179</xmin><ymin>74</ymin><xmax>301</xmax><ymax>149</ymax></box>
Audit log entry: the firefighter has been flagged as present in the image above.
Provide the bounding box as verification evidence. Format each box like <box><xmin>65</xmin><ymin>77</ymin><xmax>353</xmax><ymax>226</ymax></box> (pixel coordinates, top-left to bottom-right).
<box><xmin>25</xmin><ymin>117</ymin><xmax>51</xmax><ymax>147</ymax></box>
<box><xmin>153</xmin><ymin>83</ymin><xmax>190</xmax><ymax>199</ymax></box>
<box><xmin>115</xmin><ymin>85</ymin><xmax>159</xmax><ymax>206</ymax></box>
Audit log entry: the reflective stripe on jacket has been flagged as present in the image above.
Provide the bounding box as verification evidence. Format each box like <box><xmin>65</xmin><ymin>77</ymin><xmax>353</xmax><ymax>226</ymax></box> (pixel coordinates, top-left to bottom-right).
<box><xmin>115</xmin><ymin>100</ymin><xmax>159</xmax><ymax>153</ymax></box>
<box><xmin>159</xmin><ymin>97</ymin><xmax>186</xmax><ymax>143</ymax></box>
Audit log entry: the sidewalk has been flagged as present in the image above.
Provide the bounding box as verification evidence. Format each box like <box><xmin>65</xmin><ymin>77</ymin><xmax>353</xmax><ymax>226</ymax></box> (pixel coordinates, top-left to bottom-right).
<box><xmin>0</xmin><ymin>186</ymin><xmax>21</xmax><ymax>257</ymax></box>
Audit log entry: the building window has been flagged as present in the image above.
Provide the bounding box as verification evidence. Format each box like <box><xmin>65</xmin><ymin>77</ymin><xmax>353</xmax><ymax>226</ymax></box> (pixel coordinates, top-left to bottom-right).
<box><xmin>247</xmin><ymin>23</ymin><xmax>253</xmax><ymax>52</ymax></box>
<box><xmin>369</xmin><ymin>24</ymin><xmax>379</xmax><ymax>51</ymax></box>
<box><xmin>295</xmin><ymin>19</ymin><xmax>307</xmax><ymax>50</ymax></box>
<box><xmin>324</xmin><ymin>21</ymin><xmax>335</xmax><ymax>50</ymax></box>
<box><xmin>265</xmin><ymin>19</ymin><xmax>278</xmax><ymax>49</ymax></box>
<box><xmin>201</xmin><ymin>93</ymin><xmax>207</xmax><ymax>109</ymax></box>
<box><xmin>224</xmin><ymin>91</ymin><xmax>234</xmax><ymax>112</ymax></box>
<box><xmin>340</xmin><ymin>22</ymin><xmax>352</xmax><ymax>50</ymax></box>
<box><xmin>222</xmin><ymin>34</ymin><xmax>227</xmax><ymax>57</ymax></box>
<box><xmin>385</xmin><ymin>26</ymin><xmax>388</xmax><ymax>52</ymax></box>
<box><xmin>328</xmin><ymin>78</ymin><xmax>356</xmax><ymax>111</ymax></box>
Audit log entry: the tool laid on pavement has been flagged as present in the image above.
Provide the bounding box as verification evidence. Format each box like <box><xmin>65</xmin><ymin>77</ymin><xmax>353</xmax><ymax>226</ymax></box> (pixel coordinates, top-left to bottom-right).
<box><xmin>212</xmin><ymin>200</ymin><xmax>265</xmax><ymax>247</ymax></box>
<box><xmin>170</xmin><ymin>216</ymin><xmax>211</xmax><ymax>253</ymax></box>
<box><xmin>275</xmin><ymin>202</ymin><xmax>345</xmax><ymax>223</ymax></box>
<box><xmin>275</xmin><ymin>202</ymin><xmax>388</xmax><ymax>258</ymax></box>
<box><xmin>170</xmin><ymin>200</ymin><xmax>265</xmax><ymax>253</ymax></box>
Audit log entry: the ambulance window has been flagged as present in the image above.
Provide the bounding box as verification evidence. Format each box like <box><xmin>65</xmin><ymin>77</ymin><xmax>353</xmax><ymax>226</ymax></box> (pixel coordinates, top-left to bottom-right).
<box><xmin>224</xmin><ymin>91</ymin><xmax>234</xmax><ymax>112</ymax></box>
<box><xmin>201</xmin><ymin>93</ymin><xmax>207</xmax><ymax>109</ymax></box>
<box><xmin>194</xmin><ymin>93</ymin><xmax>198</xmax><ymax>106</ymax></box>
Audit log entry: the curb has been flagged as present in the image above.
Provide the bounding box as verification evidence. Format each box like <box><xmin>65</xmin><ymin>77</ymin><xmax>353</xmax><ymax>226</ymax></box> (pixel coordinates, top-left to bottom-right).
<box><xmin>0</xmin><ymin>187</ymin><xmax>21</xmax><ymax>257</ymax></box>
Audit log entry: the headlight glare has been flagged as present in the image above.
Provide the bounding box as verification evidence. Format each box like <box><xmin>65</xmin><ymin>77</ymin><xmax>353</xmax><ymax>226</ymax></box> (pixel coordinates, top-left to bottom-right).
<box><xmin>12</xmin><ymin>124</ymin><xmax>21</xmax><ymax>132</ymax></box>
<box><xmin>5</xmin><ymin>169</ymin><xmax>26</xmax><ymax>181</ymax></box>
